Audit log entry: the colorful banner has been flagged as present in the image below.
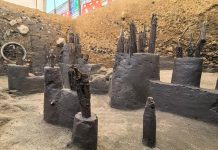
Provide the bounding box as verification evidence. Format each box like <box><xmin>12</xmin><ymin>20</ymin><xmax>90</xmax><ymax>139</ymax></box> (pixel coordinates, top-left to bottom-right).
<box><xmin>81</xmin><ymin>0</ymin><xmax>102</xmax><ymax>15</ymax></box>
<box><xmin>51</xmin><ymin>0</ymin><xmax>114</xmax><ymax>17</ymax></box>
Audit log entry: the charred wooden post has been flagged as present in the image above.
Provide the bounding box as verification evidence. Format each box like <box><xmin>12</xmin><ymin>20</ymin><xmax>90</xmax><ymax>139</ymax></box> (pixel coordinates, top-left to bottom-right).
<box><xmin>195</xmin><ymin>21</ymin><xmax>207</xmax><ymax>57</ymax></box>
<box><xmin>48</xmin><ymin>49</ymin><xmax>56</xmax><ymax>68</ymax></box>
<box><xmin>68</xmin><ymin>32</ymin><xmax>75</xmax><ymax>43</ymax></box>
<box><xmin>70</xmin><ymin>67</ymin><xmax>98</xmax><ymax>150</ymax></box>
<box><xmin>187</xmin><ymin>33</ymin><xmax>194</xmax><ymax>57</ymax></box>
<box><xmin>116</xmin><ymin>29</ymin><xmax>125</xmax><ymax>53</ymax></box>
<box><xmin>124</xmin><ymin>36</ymin><xmax>130</xmax><ymax>54</ymax></box>
<box><xmin>68</xmin><ymin>65</ymin><xmax>77</xmax><ymax>91</ymax></box>
<box><xmin>129</xmin><ymin>21</ymin><xmax>137</xmax><ymax>53</ymax></box>
<box><xmin>143</xmin><ymin>25</ymin><xmax>147</xmax><ymax>47</ymax></box>
<box><xmin>137</xmin><ymin>25</ymin><xmax>147</xmax><ymax>53</ymax></box>
<box><xmin>175</xmin><ymin>40</ymin><xmax>183</xmax><ymax>58</ymax></box>
<box><xmin>143</xmin><ymin>97</ymin><xmax>156</xmax><ymax>148</ymax></box>
<box><xmin>148</xmin><ymin>14</ymin><xmax>157</xmax><ymax>53</ymax></box>
<box><xmin>74</xmin><ymin>34</ymin><xmax>82</xmax><ymax>58</ymax></box>
<box><xmin>74</xmin><ymin>67</ymin><xmax>91</xmax><ymax>118</ymax></box>
<box><xmin>138</xmin><ymin>32</ymin><xmax>146</xmax><ymax>53</ymax></box>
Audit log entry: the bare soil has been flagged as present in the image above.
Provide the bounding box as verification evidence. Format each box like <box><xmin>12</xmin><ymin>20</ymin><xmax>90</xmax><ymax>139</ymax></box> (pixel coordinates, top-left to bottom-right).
<box><xmin>0</xmin><ymin>0</ymin><xmax>217</xmax><ymax>70</ymax></box>
<box><xmin>0</xmin><ymin>70</ymin><xmax>217</xmax><ymax>150</ymax></box>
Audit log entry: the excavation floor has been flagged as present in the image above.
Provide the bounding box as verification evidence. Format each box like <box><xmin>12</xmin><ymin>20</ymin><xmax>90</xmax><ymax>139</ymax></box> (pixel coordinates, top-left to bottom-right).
<box><xmin>0</xmin><ymin>70</ymin><xmax>217</xmax><ymax>150</ymax></box>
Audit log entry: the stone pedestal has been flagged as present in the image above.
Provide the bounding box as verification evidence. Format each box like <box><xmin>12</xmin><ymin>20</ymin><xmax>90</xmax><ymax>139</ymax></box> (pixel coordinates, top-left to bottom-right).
<box><xmin>110</xmin><ymin>53</ymin><xmax>160</xmax><ymax>109</ymax></box>
<box><xmin>149</xmin><ymin>80</ymin><xmax>218</xmax><ymax>124</ymax></box>
<box><xmin>8</xmin><ymin>64</ymin><xmax>29</xmax><ymax>90</ymax></box>
<box><xmin>71</xmin><ymin>112</ymin><xmax>98</xmax><ymax>150</ymax></box>
<box><xmin>171</xmin><ymin>57</ymin><xmax>203</xmax><ymax>87</ymax></box>
<box><xmin>44</xmin><ymin>66</ymin><xmax>62</xmax><ymax>124</ymax></box>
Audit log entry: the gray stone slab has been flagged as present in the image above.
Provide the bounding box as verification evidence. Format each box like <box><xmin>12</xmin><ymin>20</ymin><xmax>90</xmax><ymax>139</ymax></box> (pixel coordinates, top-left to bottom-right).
<box><xmin>148</xmin><ymin>80</ymin><xmax>218</xmax><ymax>124</ymax></box>
<box><xmin>110</xmin><ymin>53</ymin><xmax>160</xmax><ymax>109</ymax></box>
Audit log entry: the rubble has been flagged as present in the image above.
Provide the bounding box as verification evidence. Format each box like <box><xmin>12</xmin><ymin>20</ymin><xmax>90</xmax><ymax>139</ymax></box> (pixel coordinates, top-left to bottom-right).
<box><xmin>17</xmin><ymin>25</ymin><xmax>29</xmax><ymax>35</ymax></box>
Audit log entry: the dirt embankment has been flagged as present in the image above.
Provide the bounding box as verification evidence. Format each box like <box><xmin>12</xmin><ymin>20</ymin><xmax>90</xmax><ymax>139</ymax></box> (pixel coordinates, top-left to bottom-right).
<box><xmin>75</xmin><ymin>0</ymin><xmax>218</xmax><ymax>71</ymax></box>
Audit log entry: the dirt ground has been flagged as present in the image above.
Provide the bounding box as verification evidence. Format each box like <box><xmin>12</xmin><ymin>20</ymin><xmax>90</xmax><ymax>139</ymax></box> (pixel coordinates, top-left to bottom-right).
<box><xmin>0</xmin><ymin>70</ymin><xmax>217</xmax><ymax>150</ymax></box>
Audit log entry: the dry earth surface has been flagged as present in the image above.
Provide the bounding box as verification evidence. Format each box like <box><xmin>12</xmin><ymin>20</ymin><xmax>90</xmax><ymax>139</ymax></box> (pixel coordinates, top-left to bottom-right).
<box><xmin>0</xmin><ymin>70</ymin><xmax>217</xmax><ymax>150</ymax></box>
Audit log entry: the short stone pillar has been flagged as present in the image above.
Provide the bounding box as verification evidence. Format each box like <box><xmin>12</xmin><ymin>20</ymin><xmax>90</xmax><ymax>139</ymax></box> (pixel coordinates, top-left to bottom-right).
<box><xmin>44</xmin><ymin>66</ymin><xmax>62</xmax><ymax>124</ymax></box>
<box><xmin>171</xmin><ymin>57</ymin><xmax>203</xmax><ymax>87</ymax></box>
<box><xmin>8</xmin><ymin>64</ymin><xmax>29</xmax><ymax>90</ymax></box>
<box><xmin>109</xmin><ymin>53</ymin><xmax>160</xmax><ymax>109</ymax></box>
<box><xmin>143</xmin><ymin>97</ymin><xmax>156</xmax><ymax>148</ymax></box>
<box><xmin>71</xmin><ymin>112</ymin><xmax>98</xmax><ymax>150</ymax></box>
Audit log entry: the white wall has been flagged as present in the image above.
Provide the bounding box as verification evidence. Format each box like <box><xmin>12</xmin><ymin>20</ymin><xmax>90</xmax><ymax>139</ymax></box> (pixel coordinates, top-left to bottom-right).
<box><xmin>4</xmin><ymin>0</ymin><xmax>46</xmax><ymax>12</ymax></box>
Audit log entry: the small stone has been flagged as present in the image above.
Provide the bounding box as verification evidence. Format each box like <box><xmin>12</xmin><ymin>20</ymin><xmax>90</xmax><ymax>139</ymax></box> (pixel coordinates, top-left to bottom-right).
<box><xmin>168</xmin><ymin>52</ymin><xmax>173</xmax><ymax>55</ymax></box>
<box><xmin>166</xmin><ymin>46</ymin><xmax>173</xmax><ymax>52</ymax></box>
<box><xmin>9</xmin><ymin>20</ymin><xmax>17</xmax><ymax>26</ymax></box>
<box><xmin>56</xmin><ymin>38</ymin><xmax>66</xmax><ymax>47</ymax></box>
<box><xmin>121</xmin><ymin>11</ymin><xmax>127</xmax><ymax>20</ymax></box>
<box><xmin>9</xmin><ymin>18</ymin><xmax>22</xmax><ymax>26</ymax></box>
<box><xmin>5</xmin><ymin>30</ymin><xmax>11</xmax><ymax>36</ymax></box>
<box><xmin>17</xmin><ymin>25</ymin><xmax>29</xmax><ymax>35</ymax></box>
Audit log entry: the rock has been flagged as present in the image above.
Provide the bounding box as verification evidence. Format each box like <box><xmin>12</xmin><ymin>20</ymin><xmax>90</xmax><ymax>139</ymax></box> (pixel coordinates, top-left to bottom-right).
<box><xmin>167</xmin><ymin>52</ymin><xmax>173</xmax><ymax>55</ymax></box>
<box><xmin>121</xmin><ymin>11</ymin><xmax>127</xmax><ymax>20</ymax></box>
<box><xmin>90</xmin><ymin>74</ymin><xmax>110</xmax><ymax>94</ymax></box>
<box><xmin>5</xmin><ymin>30</ymin><xmax>11</xmax><ymax>36</ymax></box>
<box><xmin>9</xmin><ymin>18</ymin><xmax>22</xmax><ymax>26</ymax></box>
<box><xmin>56</xmin><ymin>37</ymin><xmax>66</xmax><ymax>47</ymax></box>
<box><xmin>17</xmin><ymin>25</ymin><xmax>29</xmax><ymax>35</ymax></box>
<box><xmin>166</xmin><ymin>46</ymin><xmax>173</xmax><ymax>52</ymax></box>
